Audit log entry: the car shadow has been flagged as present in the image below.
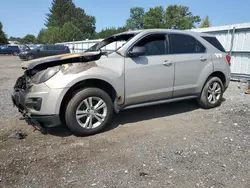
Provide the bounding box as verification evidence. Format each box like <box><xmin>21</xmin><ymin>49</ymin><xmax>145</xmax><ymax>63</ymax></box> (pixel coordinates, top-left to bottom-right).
<box><xmin>104</xmin><ymin>100</ymin><xmax>200</xmax><ymax>133</ymax></box>
<box><xmin>46</xmin><ymin>125</ymin><xmax>73</xmax><ymax>137</ymax></box>
<box><xmin>46</xmin><ymin>99</ymin><xmax>201</xmax><ymax>137</ymax></box>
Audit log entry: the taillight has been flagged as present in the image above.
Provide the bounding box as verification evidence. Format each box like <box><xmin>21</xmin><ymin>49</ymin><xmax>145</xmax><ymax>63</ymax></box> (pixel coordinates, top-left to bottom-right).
<box><xmin>226</xmin><ymin>55</ymin><xmax>231</xmax><ymax>66</ymax></box>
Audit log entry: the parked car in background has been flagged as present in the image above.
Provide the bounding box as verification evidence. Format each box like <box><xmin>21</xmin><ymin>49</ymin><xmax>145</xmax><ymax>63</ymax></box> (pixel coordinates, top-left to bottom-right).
<box><xmin>0</xmin><ymin>45</ymin><xmax>20</xmax><ymax>55</ymax></box>
<box><xmin>12</xmin><ymin>29</ymin><xmax>231</xmax><ymax>136</ymax></box>
<box><xmin>20</xmin><ymin>44</ymin><xmax>41</xmax><ymax>53</ymax></box>
<box><xmin>19</xmin><ymin>44</ymin><xmax>70</xmax><ymax>60</ymax></box>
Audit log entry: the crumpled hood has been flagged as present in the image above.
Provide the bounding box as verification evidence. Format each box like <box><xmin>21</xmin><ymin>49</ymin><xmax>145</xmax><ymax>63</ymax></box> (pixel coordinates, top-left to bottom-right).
<box><xmin>21</xmin><ymin>51</ymin><xmax>102</xmax><ymax>70</ymax></box>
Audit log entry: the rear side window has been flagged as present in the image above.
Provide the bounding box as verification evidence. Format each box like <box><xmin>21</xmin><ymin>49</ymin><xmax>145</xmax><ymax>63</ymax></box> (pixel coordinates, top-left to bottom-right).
<box><xmin>135</xmin><ymin>34</ymin><xmax>168</xmax><ymax>56</ymax></box>
<box><xmin>202</xmin><ymin>36</ymin><xmax>226</xmax><ymax>52</ymax></box>
<box><xmin>55</xmin><ymin>45</ymin><xmax>66</xmax><ymax>51</ymax></box>
<box><xmin>169</xmin><ymin>34</ymin><xmax>206</xmax><ymax>54</ymax></box>
<box><xmin>46</xmin><ymin>45</ymin><xmax>55</xmax><ymax>51</ymax></box>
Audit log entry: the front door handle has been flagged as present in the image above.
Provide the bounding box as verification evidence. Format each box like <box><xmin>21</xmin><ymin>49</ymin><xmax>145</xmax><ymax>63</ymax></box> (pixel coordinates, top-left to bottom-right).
<box><xmin>163</xmin><ymin>61</ymin><xmax>173</xmax><ymax>67</ymax></box>
<box><xmin>200</xmin><ymin>57</ymin><xmax>207</xmax><ymax>62</ymax></box>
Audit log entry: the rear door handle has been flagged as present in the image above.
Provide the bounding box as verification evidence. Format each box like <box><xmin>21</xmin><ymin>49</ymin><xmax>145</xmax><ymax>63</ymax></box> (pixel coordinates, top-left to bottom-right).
<box><xmin>163</xmin><ymin>61</ymin><xmax>173</xmax><ymax>67</ymax></box>
<box><xmin>200</xmin><ymin>57</ymin><xmax>207</xmax><ymax>62</ymax></box>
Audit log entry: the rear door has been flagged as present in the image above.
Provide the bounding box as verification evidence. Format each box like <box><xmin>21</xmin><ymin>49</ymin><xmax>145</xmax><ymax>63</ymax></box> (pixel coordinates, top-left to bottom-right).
<box><xmin>124</xmin><ymin>33</ymin><xmax>175</xmax><ymax>105</ymax></box>
<box><xmin>46</xmin><ymin>45</ymin><xmax>56</xmax><ymax>56</ymax></box>
<box><xmin>167</xmin><ymin>33</ymin><xmax>212</xmax><ymax>97</ymax></box>
<box><xmin>54</xmin><ymin>45</ymin><xmax>68</xmax><ymax>55</ymax></box>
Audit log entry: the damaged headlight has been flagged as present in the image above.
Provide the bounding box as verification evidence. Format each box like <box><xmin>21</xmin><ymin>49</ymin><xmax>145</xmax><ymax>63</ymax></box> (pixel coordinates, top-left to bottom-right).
<box><xmin>31</xmin><ymin>66</ymin><xmax>61</xmax><ymax>84</ymax></box>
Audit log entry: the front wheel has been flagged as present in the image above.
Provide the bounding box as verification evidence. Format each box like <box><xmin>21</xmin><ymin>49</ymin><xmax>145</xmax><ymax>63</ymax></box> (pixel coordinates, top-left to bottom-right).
<box><xmin>197</xmin><ymin>77</ymin><xmax>224</xmax><ymax>109</ymax></box>
<box><xmin>65</xmin><ymin>88</ymin><xmax>113</xmax><ymax>136</ymax></box>
<box><xmin>27</xmin><ymin>55</ymin><xmax>34</xmax><ymax>60</ymax></box>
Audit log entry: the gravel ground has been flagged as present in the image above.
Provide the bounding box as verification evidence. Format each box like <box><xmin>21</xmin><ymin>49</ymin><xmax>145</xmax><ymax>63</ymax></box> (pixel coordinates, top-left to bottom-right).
<box><xmin>0</xmin><ymin>56</ymin><xmax>250</xmax><ymax>188</ymax></box>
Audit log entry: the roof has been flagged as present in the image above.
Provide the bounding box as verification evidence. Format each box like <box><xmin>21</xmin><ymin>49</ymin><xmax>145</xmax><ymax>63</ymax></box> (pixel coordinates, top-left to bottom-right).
<box><xmin>117</xmin><ymin>28</ymin><xmax>214</xmax><ymax>37</ymax></box>
<box><xmin>113</xmin><ymin>30</ymin><xmax>143</xmax><ymax>36</ymax></box>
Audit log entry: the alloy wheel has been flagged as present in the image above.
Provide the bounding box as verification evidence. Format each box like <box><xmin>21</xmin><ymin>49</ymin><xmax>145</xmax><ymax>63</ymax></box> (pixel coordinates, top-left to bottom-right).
<box><xmin>207</xmin><ymin>82</ymin><xmax>222</xmax><ymax>104</ymax></box>
<box><xmin>75</xmin><ymin>97</ymin><xmax>107</xmax><ymax>129</ymax></box>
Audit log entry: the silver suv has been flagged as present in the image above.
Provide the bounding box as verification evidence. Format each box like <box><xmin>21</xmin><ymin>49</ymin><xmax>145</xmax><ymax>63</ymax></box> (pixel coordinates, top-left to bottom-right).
<box><xmin>12</xmin><ymin>29</ymin><xmax>231</xmax><ymax>135</ymax></box>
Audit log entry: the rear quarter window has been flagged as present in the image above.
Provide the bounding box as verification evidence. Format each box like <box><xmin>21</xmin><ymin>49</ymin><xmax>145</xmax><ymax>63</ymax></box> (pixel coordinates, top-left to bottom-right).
<box><xmin>202</xmin><ymin>36</ymin><xmax>226</xmax><ymax>52</ymax></box>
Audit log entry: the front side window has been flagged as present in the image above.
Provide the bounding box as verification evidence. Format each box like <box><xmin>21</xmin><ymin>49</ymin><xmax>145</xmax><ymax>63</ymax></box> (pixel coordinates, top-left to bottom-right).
<box><xmin>169</xmin><ymin>34</ymin><xmax>205</xmax><ymax>54</ymax></box>
<box><xmin>46</xmin><ymin>45</ymin><xmax>55</xmax><ymax>51</ymax></box>
<box><xmin>134</xmin><ymin>34</ymin><xmax>168</xmax><ymax>56</ymax></box>
<box><xmin>37</xmin><ymin>46</ymin><xmax>45</xmax><ymax>51</ymax></box>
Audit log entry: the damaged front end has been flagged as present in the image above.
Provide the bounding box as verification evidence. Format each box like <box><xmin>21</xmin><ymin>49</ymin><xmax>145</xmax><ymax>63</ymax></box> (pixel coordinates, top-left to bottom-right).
<box><xmin>11</xmin><ymin>73</ymin><xmax>46</xmax><ymax>132</ymax></box>
<box><xmin>12</xmin><ymin>51</ymin><xmax>103</xmax><ymax>132</ymax></box>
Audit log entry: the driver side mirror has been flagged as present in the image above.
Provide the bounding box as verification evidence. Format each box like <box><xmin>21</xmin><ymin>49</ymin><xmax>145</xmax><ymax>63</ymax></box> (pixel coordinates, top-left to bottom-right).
<box><xmin>128</xmin><ymin>46</ymin><xmax>146</xmax><ymax>57</ymax></box>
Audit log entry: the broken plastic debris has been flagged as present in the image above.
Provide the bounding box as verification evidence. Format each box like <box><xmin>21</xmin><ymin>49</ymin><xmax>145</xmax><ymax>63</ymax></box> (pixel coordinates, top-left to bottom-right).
<box><xmin>175</xmin><ymin>150</ymin><xmax>183</xmax><ymax>155</ymax></box>
<box><xmin>8</xmin><ymin>132</ymin><xmax>27</xmax><ymax>140</ymax></box>
<box><xmin>139</xmin><ymin>172</ymin><xmax>149</xmax><ymax>177</ymax></box>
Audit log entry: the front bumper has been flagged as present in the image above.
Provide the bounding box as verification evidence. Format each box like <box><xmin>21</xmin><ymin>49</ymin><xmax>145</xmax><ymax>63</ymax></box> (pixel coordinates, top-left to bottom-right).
<box><xmin>11</xmin><ymin>92</ymin><xmax>61</xmax><ymax>128</ymax></box>
<box><xmin>11</xmin><ymin>75</ymin><xmax>65</xmax><ymax>128</ymax></box>
<box><xmin>19</xmin><ymin>53</ymin><xmax>28</xmax><ymax>60</ymax></box>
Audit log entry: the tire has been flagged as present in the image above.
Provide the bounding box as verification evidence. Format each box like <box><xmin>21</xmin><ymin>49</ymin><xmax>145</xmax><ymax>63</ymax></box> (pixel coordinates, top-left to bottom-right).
<box><xmin>197</xmin><ymin>77</ymin><xmax>224</xmax><ymax>109</ymax></box>
<box><xmin>65</xmin><ymin>88</ymin><xmax>113</xmax><ymax>136</ymax></box>
<box><xmin>27</xmin><ymin>55</ymin><xmax>34</xmax><ymax>60</ymax></box>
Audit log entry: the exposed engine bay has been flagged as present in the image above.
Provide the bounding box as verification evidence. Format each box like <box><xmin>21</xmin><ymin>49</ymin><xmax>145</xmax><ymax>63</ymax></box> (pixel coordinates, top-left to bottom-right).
<box><xmin>14</xmin><ymin>51</ymin><xmax>104</xmax><ymax>90</ymax></box>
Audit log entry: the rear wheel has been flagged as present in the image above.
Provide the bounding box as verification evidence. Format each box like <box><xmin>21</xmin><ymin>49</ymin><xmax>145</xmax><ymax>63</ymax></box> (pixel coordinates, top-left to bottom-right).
<box><xmin>65</xmin><ymin>88</ymin><xmax>113</xmax><ymax>136</ymax></box>
<box><xmin>197</xmin><ymin>77</ymin><xmax>224</xmax><ymax>109</ymax></box>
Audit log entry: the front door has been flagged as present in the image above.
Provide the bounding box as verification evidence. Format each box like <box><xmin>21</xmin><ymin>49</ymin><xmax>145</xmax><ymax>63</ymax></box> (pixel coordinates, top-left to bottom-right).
<box><xmin>124</xmin><ymin>34</ymin><xmax>175</xmax><ymax>105</ymax></box>
<box><xmin>35</xmin><ymin>46</ymin><xmax>47</xmax><ymax>58</ymax></box>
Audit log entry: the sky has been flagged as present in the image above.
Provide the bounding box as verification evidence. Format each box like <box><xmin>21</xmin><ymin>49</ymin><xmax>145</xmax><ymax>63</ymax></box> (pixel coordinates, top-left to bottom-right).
<box><xmin>0</xmin><ymin>0</ymin><xmax>249</xmax><ymax>38</ymax></box>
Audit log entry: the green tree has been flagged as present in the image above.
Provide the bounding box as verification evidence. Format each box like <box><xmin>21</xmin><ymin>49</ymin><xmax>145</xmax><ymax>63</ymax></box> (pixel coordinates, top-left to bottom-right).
<box><xmin>95</xmin><ymin>27</ymin><xmax>127</xmax><ymax>39</ymax></box>
<box><xmin>71</xmin><ymin>8</ymin><xmax>96</xmax><ymax>39</ymax></box>
<box><xmin>61</xmin><ymin>22</ymin><xmax>84</xmax><ymax>42</ymax></box>
<box><xmin>165</xmin><ymin>5</ymin><xmax>201</xmax><ymax>29</ymax></box>
<box><xmin>45</xmin><ymin>26</ymin><xmax>62</xmax><ymax>43</ymax></box>
<box><xmin>200</xmin><ymin>16</ymin><xmax>211</xmax><ymax>28</ymax></box>
<box><xmin>126</xmin><ymin>7</ymin><xmax>145</xmax><ymax>29</ymax></box>
<box><xmin>9</xmin><ymin>36</ymin><xmax>22</xmax><ymax>43</ymax></box>
<box><xmin>0</xmin><ymin>22</ymin><xmax>8</xmax><ymax>44</ymax></box>
<box><xmin>144</xmin><ymin>6</ymin><xmax>165</xmax><ymax>29</ymax></box>
<box><xmin>36</xmin><ymin>29</ymin><xmax>48</xmax><ymax>44</ymax></box>
<box><xmin>21</xmin><ymin>34</ymin><xmax>36</xmax><ymax>44</ymax></box>
<box><xmin>45</xmin><ymin>0</ymin><xmax>96</xmax><ymax>40</ymax></box>
<box><xmin>46</xmin><ymin>0</ymin><xmax>75</xmax><ymax>27</ymax></box>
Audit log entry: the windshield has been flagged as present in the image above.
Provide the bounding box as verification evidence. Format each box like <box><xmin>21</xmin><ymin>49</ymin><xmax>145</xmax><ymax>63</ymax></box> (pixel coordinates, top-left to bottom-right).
<box><xmin>85</xmin><ymin>33</ymin><xmax>137</xmax><ymax>54</ymax></box>
<box><xmin>28</xmin><ymin>45</ymin><xmax>38</xmax><ymax>50</ymax></box>
<box><xmin>0</xmin><ymin>45</ymin><xmax>7</xmax><ymax>49</ymax></box>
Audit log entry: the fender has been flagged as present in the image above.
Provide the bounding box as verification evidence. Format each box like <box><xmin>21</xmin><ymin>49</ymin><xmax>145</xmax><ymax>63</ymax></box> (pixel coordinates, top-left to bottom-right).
<box><xmin>45</xmin><ymin>58</ymin><xmax>126</xmax><ymax>114</ymax></box>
